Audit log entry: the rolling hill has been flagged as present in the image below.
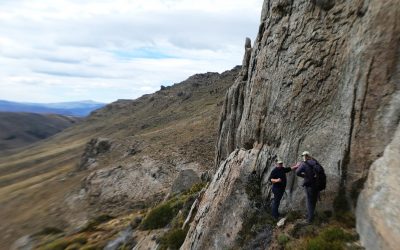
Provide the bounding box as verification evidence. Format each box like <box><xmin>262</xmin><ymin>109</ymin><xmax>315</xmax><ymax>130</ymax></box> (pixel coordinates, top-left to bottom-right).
<box><xmin>0</xmin><ymin>112</ymin><xmax>81</xmax><ymax>151</ymax></box>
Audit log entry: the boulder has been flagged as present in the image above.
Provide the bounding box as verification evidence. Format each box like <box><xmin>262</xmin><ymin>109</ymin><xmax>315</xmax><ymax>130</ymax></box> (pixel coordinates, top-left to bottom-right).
<box><xmin>181</xmin><ymin>148</ymin><xmax>262</xmax><ymax>249</ymax></box>
<box><xmin>81</xmin><ymin>158</ymin><xmax>174</xmax><ymax>214</ymax></box>
<box><xmin>171</xmin><ymin>169</ymin><xmax>201</xmax><ymax>194</ymax></box>
<box><xmin>78</xmin><ymin>138</ymin><xmax>112</xmax><ymax>170</ymax></box>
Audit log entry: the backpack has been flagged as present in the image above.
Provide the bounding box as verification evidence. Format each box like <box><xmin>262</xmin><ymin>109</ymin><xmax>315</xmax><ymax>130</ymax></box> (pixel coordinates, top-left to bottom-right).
<box><xmin>305</xmin><ymin>161</ymin><xmax>326</xmax><ymax>191</ymax></box>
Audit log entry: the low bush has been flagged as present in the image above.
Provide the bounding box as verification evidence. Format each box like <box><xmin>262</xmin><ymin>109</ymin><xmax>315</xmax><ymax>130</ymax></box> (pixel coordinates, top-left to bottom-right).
<box><xmin>140</xmin><ymin>197</ymin><xmax>185</xmax><ymax>230</ymax></box>
<box><xmin>319</xmin><ymin>227</ymin><xmax>354</xmax><ymax>242</ymax></box>
<box><xmin>184</xmin><ymin>182</ymin><xmax>206</xmax><ymax>196</ymax></box>
<box><xmin>294</xmin><ymin>226</ymin><xmax>354</xmax><ymax>250</ymax></box>
<box><xmin>159</xmin><ymin>228</ymin><xmax>188</xmax><ymax>250</ymax></box>
<box><xmin>141</xmin><ymin>182</ymin><xmax>205</xmax><ymax>230</ymax></box>
<box><xmin>278</xmin><ymin>234</ymin><xmax>290</xmax><ymax>245</ymax></box>
<box><xmin>33</xmin><ymin>227</ymin><xmax>64</xmax><ymax>236</ymax></box>
<box><xmin>334</xmin><ymin>211</ymin><xmax>356</xmax><ymax>228</ymax></box>
<box><xmin>305</xmin><ymin>237</ymin><xmax>343</xmax><ymax>250</ymax></box>
<box><xmin>80</xmin><ymin>245</ymin><xmax>103</xmax><ymax>250</ymax></box>
<box><xmin>81</xmin><ymin>214</ymin><xmax>114</xmax><ymax>231</ymax></box>
<box><xmin>65</xmin><ymin>243</ymin><xmax>82</xmax><ymax>250</ymax></box>
<box><xmin>286</xmin><ymin>210</ymin><xmax>302</xmax><ymax>223</ymax></box>
<box><xmin>39</xmin><ymin>239</ymin><xmax>70</xmax><ymax>250</ymax></box>
<box><xmin>38</xmin><ymin>236</ymin><xmax>87</xmax><ymax>250</ymax></box>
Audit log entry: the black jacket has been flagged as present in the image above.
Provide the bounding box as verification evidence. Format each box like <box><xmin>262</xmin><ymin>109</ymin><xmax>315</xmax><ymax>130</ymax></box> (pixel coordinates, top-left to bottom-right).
<box><xmin>270</xmin><ymin>166</ymin><xmax>291</xmax><ymax>190</ymax></box>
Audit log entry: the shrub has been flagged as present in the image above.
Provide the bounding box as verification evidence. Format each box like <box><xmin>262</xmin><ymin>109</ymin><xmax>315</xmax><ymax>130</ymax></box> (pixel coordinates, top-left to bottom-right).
<box><xmin>319</xmin><ymin>227</ymin><xmax>353</xmax><ymax>242</ymax></box>
<box><xmin>81</xmin><ymin>214</ymin><xmax>114</xmax><ymax>231</ymax></box>
<box><xmin>305</xmin><ymin>237</ymin><xmax>343</xmax><ymax>250</ymax></box>
<box><xmin>140</xmin><ymin>198</ymin><xmax>184</xmax><ymax>230</ymax></box>
<box><xmin>34</xmin><ymin>227</ymin><xmax>64</xmax><ymax>236</ymax></box>
<box><xmin>65</xmin><ymin>243</ymin><xmax>82</xmax><ymax>250</ymax></box>
<box><xmin>294</xmin><ymin>226</ymin><xmax>354</xmax><ymax>250</ymax></box>
<box><xmin>39</xmin><ymin>239</ymin><xmax>70</xmax><ymax>250</ymax></box>
<box><xmin>286</xmin><ymin>210</ymin><xmax>302</xmax><ymax>223</ymax></box>
<box><xmin>334</xmin><ymin>211</ymin><xmax>356</xmax><ymax>228</ymax></box>
<box><xmin>278</xmin><ymin>234</ymin><xmax>290</xmax><ymax>245</ymax></box>
<box><xmin>39</xmin><ymin>236</ymin><xmax>87</xmax><ymax>250</ymax></box>
<box><xmin>184</xmin><ymin>182</ymin><xmax>206</xmax><ymax>196</ymax></box>
<box><xmin>80</xmin><ymin>245</ymin><xmax>103</xmax><ymax>250</ymax></box>
<box><xmin>159</xmin><ymin>228</ymin><xmax>188</xmax><ymax>250</ymax></box>
<box><xmin>291</xmin><ymin>224</ymin><xmax>318</xmax><ymax>238</ymax></box>
<box><xmin>141</xmin><ymin>182</ymin><xmax>206</xmax><ymax>230</ymax></box>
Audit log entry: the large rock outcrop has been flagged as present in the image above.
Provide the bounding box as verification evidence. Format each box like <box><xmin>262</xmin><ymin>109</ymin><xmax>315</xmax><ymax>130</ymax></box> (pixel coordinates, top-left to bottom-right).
<box><xmin>356</xmin><ymin>124</ymin><xmax>400</xmax><ymax>250</ymax></box>
<box><xmin>181</xmin><ymin>147</ymin><xmax>261</xmax><ymax>249</ymax></box>
<box><xmin>183</xmin><ymin>0</ymin><xmax>400</xmax><ymax>249</ymax></box>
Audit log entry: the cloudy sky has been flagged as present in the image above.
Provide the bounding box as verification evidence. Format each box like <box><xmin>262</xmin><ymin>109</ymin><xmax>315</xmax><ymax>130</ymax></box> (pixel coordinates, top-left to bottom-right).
<box><xmin>0</xmin><ymin>0</ymin><xmax>262</xmax><ymax>103</ymax></box>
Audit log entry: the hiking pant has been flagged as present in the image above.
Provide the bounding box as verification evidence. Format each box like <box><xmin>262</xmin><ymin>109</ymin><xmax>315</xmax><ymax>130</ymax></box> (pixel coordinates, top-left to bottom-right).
<box><xmin>271</xmin><ymin>187</ymin><xmax>285</xmax><ymax>219</ymax></box>
<box><xmin>305</xmin><ymin>186</ymin><xmax>319</xmax><ymax>222</ymax></box>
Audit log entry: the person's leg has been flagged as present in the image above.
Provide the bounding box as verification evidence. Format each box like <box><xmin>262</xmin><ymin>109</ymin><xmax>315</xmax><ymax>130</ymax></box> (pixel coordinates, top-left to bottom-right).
<box><xmin>305</xmin><ymin>187</ymin><xmax>315</xmax><ymax>222</ymax></box>
<box><xmin>310</xmin><ymin>189</ymin><xmax>319</xmax><ymax>220</ymax></box>
<box><xmin>272</xmin><ymin>188</ymin><xmax>284</xmax><ymax>219</ymax></box>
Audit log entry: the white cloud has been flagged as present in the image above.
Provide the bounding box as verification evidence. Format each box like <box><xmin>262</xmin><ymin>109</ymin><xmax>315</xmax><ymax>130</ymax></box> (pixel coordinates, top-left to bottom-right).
<box><xmin>0</xmin><ymin>0</ymin><xmax>262</xmax><ymax>103</ymax></box>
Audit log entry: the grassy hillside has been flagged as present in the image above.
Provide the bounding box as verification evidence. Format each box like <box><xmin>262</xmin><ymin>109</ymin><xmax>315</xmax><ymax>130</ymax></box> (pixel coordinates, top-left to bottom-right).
<box><xmin>0</xmin><ymin>112</ymin><xmax>81</xmax><ymax>152</ymax></box>
<box><xmin>0</xmin><ymin>66</ymin><xmax>240</xmax><ymax>248</ymax></box>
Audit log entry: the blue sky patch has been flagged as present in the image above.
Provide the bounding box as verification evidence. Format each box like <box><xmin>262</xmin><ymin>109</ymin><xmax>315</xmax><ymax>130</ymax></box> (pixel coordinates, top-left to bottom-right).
<box><xmin>111</xmin><ymin>48</ymin><xmax>176</xmax><ymax>60</ymax></box>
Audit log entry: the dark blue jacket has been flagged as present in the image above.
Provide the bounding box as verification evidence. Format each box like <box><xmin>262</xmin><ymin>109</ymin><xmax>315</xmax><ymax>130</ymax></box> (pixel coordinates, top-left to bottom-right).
<box><xmin>296</xmin><ymin>159</ymin><xmax>318</xmax><ymax>187</ymax></box>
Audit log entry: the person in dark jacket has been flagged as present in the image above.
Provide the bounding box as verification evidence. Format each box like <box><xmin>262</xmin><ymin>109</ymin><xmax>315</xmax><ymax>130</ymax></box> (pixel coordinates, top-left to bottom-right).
<box><xmin>270</xmin><ymin>158</ymin><xmax>299</xmax><ymax>219</ymax></box>
<box><xmin>296</xmin><ymin>151</ymin><xmax>319</xmax><ymax>223</ymax></box>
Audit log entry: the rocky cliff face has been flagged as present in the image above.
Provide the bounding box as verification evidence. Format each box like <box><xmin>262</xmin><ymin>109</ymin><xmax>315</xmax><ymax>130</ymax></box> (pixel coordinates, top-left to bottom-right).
<box><xmin>182</xmin><ymin>147</ymin><xmax>261</xmax><ymax>249</ymax></box>
<box><xmin>356</xmin><ymin>124</ymin><xmax>400</xmax><ymax>250</ymax></box>
<box><xmin>183</xmin><ymin>0</ymin><xmax>400</xmax><ymax>249</ymax></box>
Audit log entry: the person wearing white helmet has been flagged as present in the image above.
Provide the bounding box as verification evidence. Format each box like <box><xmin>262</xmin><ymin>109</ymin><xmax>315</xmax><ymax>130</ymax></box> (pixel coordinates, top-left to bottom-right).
<box><xmin>296</xmin><ymin>151</ymin><xmax>325</xmax><ymax>223</ymax></box>
<box><xmin>269</xmin><ymin>157</ymin><xmax>299</xmax><ymax>219</ymax></box>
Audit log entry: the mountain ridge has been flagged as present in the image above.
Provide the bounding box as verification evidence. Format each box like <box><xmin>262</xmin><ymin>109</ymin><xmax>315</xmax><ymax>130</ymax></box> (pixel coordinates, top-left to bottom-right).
<box><xmin>0</xmin><ymin>100</ymin><xmax>106</xmax><ymax>117</ymax></box>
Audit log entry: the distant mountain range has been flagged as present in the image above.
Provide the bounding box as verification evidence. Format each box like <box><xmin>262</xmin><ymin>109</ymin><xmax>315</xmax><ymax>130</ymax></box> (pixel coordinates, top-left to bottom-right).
<box><xmin>0</xmin><ymin>100</ymin><xmax>106</xmax><ymax>117</ymax></box>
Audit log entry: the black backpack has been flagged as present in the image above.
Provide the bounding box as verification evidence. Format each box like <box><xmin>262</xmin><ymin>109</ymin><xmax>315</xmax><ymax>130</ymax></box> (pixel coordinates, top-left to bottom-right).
<box><xmin>306</xmin><ymin>161</ymin><xmax>327</xmax><ymax>191</ymax></box>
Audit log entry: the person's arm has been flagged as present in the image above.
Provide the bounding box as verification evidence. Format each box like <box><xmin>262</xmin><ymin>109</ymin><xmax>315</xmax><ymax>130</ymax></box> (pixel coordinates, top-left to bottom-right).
<box><xmin>291</xmin><ymin>162</ymin><xmax>301</xmax><ymax>170</ymax></box>
<box><xmin>270</xmin><ymin>169</ymin><xmax>281</xmax><ymax>183</ymax></box>
<box><xmin>284</xmin><ymin>167</ymin><xmax>292</xmax><ymax>173</ymax></box>
<box><xmin>271</xmin><ymin>178</ymin><xmax>282</xmax><ymax>183</ymax></box>
<box><xmin>285</xmin><ymin>162</ymin><xmax>300</xmax><ymax>173</ymax></box>
<box><xmin>296</xmin><ymin>163</ymin><xmax>305</xmax><ymax>178</ymax></box>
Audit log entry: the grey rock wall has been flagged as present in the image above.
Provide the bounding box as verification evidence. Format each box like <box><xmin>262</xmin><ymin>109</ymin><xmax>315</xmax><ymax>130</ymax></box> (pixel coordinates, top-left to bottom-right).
<box><xmin>356</xmin><ymin>123</ymin><xmax>400</xmax><ymax>250</ymax></box>
<box><xmin>216</xmin><ymin>0</ymin><xmax>399</xmax><ymax>209</ymax></box>
<box><xmin>184</xmin><ymin>0</ymin><xmax>399</xmax><ymax>248</ymax></box>
<box><xmin>181</xmin><ymin>148</ymin><xmax>262</xmax><ymax>250</ymax></box>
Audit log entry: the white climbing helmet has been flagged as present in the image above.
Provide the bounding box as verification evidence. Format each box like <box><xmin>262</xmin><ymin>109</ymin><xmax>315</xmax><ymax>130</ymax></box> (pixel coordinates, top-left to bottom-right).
<box><xmin>301</xmin><ymin>151</ymin><xmax>310</xmax><ymax>156</ymax></box>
